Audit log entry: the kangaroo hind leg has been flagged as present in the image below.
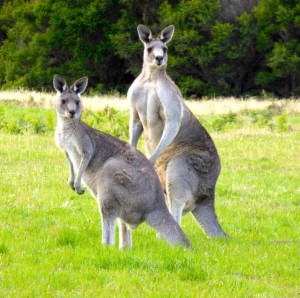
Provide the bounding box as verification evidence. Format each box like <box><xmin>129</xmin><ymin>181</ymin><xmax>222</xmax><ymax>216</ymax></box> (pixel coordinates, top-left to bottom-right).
<box><xmin>118</xmin><ymin>220</ymin><xmax>132</xmax><ymax>249</ymax></box>
<box><xmin>101</xmin><ymin>213</ymin><xmax>117</xmax><ymax>246</ymax></box>
<box><xmin>165</xmin><ymin>158</ymin><xmax>195</xmax><ymax>225</ymax></box>
<box><xmin>98</xmin><ymin>193</ymin><xmax>118</xmax><ymax>246</ymax></box>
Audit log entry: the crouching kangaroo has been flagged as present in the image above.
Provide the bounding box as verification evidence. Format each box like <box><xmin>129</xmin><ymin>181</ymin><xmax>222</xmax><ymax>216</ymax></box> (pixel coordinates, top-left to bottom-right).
<box><xmin>53</xmin><ymin>74</ymin><xmax>191</xmax><ymax>249</ymax></box>
<box><xmin>127</xmin><ymin>25</ymin><xmax>228</xmax><ymax>238</ymax></box>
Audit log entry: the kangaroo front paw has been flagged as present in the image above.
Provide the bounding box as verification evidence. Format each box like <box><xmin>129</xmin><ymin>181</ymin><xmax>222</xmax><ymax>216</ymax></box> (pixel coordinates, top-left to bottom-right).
<box><xmin>75</xmin><ymin>185</ymin><xmax>84</xmax><ymax>195</ymax></box>
<box><xmin>68</xmin><ymin>179</ymin><xmax>75</xmax><ymax>190</ymax></box>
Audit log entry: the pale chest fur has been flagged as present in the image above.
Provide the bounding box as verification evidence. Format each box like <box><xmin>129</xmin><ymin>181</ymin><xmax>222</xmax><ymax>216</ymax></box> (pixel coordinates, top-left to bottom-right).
<box><xmin>55</xmin><ymin>125</ymin><xmax>82</xmax><ymax>171</ymax></box>
<box><xmin>128</xmin><ymin>77</ymin><xmax>166</xmax><ymax>152</ymax></box>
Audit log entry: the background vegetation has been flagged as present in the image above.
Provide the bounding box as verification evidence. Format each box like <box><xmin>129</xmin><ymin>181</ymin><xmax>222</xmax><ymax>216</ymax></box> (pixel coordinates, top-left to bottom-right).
<box><xmin>0</xmin><ymin>99</ymin><xmax>299</xmax><ymax>296</ymax></box>
<box><xmin>0</xmin><ymin>0</ymin><xmax>300</xmax><ymax>97</ymax></box>
<box><xmin>0</xmin><ymin>98</ymin><xmax>294</xmax><ymax>136</ymax></box>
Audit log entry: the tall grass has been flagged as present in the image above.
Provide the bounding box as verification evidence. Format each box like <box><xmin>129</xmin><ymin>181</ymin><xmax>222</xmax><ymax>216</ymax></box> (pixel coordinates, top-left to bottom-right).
<box><xmin>0</xmin><ymin>97</ymin><xmax>299</xmax><ymax>297</ymax></box>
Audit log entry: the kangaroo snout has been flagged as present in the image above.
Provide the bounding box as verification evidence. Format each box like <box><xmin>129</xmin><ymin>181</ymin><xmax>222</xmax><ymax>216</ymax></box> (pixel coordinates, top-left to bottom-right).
<box><xmin>155</xmin><ymin>56</ymin><xmax>163</xmax><ymax>65</ymax></box>
<box><xmin>69</xmin><ymin>110</ymin><xmax>76</xmax><ymax>118</ymax></box>
<box><xmin>66</xmin><ymin>101</ymin><xmax>79</xmax><ymax>118</ymax></box>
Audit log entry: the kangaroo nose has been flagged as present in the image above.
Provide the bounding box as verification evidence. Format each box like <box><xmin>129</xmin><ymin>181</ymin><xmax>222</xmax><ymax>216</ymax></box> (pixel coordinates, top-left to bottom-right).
<box><xmin>156</xmin><ymin>56</ymin><xmax>163</xmax><ymax>64</ymax></box>
<box><xmin>69</xmin><ymin>110</ymin><xmax>76</xmax><ymax>117</ymax></box>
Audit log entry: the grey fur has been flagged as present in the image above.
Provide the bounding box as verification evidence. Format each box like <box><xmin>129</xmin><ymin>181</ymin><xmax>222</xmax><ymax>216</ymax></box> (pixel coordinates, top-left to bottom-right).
<box><xmin>53</xmin><ymin>74</ymin><xmax>191</xmax><ymax>249</ymax></box>
<box><xmin>127</xmin><ymin>25</ymin><xmax>228</xmax><ymax>238</ymax></box>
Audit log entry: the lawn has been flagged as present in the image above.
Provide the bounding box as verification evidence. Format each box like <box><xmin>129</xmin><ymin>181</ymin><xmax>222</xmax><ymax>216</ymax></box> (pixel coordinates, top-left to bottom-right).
<box><xmin>0</xmin><ymin>97</ymin><xmax>299</xmax><ymax>297</ymax></box>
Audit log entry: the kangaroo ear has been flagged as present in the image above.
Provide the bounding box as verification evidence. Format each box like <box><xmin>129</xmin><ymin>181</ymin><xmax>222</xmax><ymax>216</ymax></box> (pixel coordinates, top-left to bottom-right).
<box><xmin>53</xmin><ymin>74</ymin><xmax>67</xmax><ymax>93</ymax></box>
<box><xmin>72</xmin><ymin>77</ymin><xmax>88</xmax><ymax>95</ymax></box>
<box><xmin>137</xmin><ymin>25</ymin><xmax>152</xmax><ymax>43</ymax></box>
<box><xmin>159</xmin><ymin>25</ymin><xmax>175</xmax><ymax>44</ymax></box>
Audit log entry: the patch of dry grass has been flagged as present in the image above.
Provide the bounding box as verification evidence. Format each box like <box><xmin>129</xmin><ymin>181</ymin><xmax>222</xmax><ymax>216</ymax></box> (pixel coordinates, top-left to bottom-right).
<box><xmin>0</xmin><ymin>90</ymin><xmax>299</xmax><ymax>115</ymax></box>
<box><xmin>0</xmin><ymin>90</ymin><xmax>128</xmax><ymax>111</ymax></box>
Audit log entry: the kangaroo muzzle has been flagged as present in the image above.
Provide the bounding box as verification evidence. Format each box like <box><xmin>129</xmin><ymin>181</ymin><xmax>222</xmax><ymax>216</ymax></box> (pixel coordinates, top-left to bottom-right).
<box><xmin>67</xmin><ymin>102</ymin><xmax>78</xmax><ymax>118</ymax></box>
<box><xmin>155</xmin><ymin>56</ymin><xmax>163</xmax><ymax>65</ymax></box>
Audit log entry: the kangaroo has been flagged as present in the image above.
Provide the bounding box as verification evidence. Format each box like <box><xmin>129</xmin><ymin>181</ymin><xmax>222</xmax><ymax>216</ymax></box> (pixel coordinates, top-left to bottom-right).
<box><xmin>127</xmin><ymin>25</ymin><xmax>228</xmax><ymax>238</ymax></box>
<box><xmin>53</xmin><ymin>74</ymin><xmax>191</xmax><ymax>249</ymax></box>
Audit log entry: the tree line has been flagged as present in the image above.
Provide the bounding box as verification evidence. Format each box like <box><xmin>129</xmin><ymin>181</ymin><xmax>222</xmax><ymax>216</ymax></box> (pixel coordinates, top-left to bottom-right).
<box><xmin>0</xmin><ymin>0</ymin><xmax>299</xmax><ymax>98</ymax></box>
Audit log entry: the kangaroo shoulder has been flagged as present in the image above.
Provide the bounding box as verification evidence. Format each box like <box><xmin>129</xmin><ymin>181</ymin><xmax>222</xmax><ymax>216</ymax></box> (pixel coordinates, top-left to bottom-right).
<box><xmin>128</xmin><ymin>74</ymin><xmax>145</xmax><ymax>98</ymax></box>
<box><xmin>155</xmin><ymin>81</ymin><xmax>183</xmax><ymax>120</ymax></box>
<box><xmin>156</xmin><ymin>75</ymin><xmax>182</xmax><ymax>102</ymax></box>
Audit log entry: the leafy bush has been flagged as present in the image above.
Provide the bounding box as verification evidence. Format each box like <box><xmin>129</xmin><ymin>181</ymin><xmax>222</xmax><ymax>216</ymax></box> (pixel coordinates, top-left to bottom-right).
<box><xmin>276</xmin><ymin>113</ymin><xmax>290</xmax><ymax>132</ymax></box>
<box><xmin>1</xmin><ymin>0</ymin><xmax>299</xmax><ymax>97</ymax></box>
<box><xmin>0</xmin><ymin>112</ymin><xmax>49</xmax><ymax>135</ymax></box>
<box><xmin>0</xmin><ymin>0</ymin><xmax>128</xmax><ymax>92</ymax></box>
<box><xmin>0</xmin><ymin>101</ymin><xmax>294</xmax><ymax>136</ymax></box>
<box><xmin>83</xmin><ymin>106</ymin><xmax>129</xmax><ymax>140</ymax></box>
<box><xmin>0</xmin><ymin>102</ymin><xmax>130</xmax><ymax>138</ymax></box>
<box><xmin>211</xmin><ymin>112</ymin><xmax>238</xmax><ymax>131</ymax></box>
<box><xmin>203</xmin><ymin>105</ymin><xmax>292</xmax><ymax>133</ymax></box>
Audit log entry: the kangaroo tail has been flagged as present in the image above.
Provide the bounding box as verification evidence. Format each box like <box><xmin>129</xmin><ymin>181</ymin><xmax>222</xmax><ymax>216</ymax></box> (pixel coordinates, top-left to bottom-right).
<box><xmin>192</xmin><ymin>196</ymin><xmax>229</xmax><ymax>238</ymax></box>
<box><xmin>145</xmin><ymin>209</ymin><xmax>192</xmax><ymax>248</ymax></box>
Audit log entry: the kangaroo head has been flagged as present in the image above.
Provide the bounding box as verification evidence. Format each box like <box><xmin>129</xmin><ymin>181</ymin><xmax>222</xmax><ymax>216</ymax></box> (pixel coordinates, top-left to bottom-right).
<box><xmin>53</xmin><ymin>74</ymin><xmax>88</xmax><ymax>119</ymax></box>
<box><xmin>137</xmin><ymin>25</ymin><xmax>175</xmax><ymax>69</ymax></box>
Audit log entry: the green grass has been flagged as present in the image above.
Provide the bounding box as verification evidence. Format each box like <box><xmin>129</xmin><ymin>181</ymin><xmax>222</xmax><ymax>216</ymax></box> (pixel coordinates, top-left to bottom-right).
<box><xmin>0</xmin><ymin>102</ymin><xmax>299</xmax><ymax>297</ymax></box>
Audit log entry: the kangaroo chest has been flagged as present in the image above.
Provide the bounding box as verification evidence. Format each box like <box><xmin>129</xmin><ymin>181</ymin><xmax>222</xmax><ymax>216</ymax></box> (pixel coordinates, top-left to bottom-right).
<box><xmin>130</xmin><ymin>80</ymin><xmax>165</xmax><ymax>148</ymax></box>
<box><xmin>138</xmin><ymin>83</ymin><xmax>163</xmax><ymax>117</ymax></box>
<box><xmin>55</xmin><ymin>128</ymin><xmax>82</xmax><ymax>171</ymax></box>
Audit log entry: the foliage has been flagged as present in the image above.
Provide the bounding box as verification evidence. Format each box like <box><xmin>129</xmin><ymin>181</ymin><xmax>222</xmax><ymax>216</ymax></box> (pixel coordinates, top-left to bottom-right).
<box><xmin>202</xmin><ymin>103</ymin><xmax>292</xmax><ymax>132</ymax></box>
<box><xmin>0</xmin><ymin>102</ymin><xmax>130</xmax><ymax>139</ymax></box>
<box><xmin>154</xmin><ymin>0</ymin><xmax>300</xmax><ymax>97</ymax></box>
<box><xmin>83</xmin><ymin>106</ymin><xmax>129</xmax><ymax>140</ymax></box>
<box><xmin>0</xmin><ymin>0</ymin><xmax>127</xmax><ymax>92</ymax></box>
<box><xmin>0</xmin><ymin>103</ymin><xmax>54</xmax><ymax>134</ymax></box>
<box><xmin>0</xmin><ymin>0</ymin><xmax>300</xmax><ymax>97</ymax></box>
<box><xmin>254</xmin><ymin>0</ymin><xmax>300</xmax><ymax>97</ymax></box>
<box><xmin>0</xmin><ymin>100</ymin><xmax>295</xmax><ymax>138</ymax></box>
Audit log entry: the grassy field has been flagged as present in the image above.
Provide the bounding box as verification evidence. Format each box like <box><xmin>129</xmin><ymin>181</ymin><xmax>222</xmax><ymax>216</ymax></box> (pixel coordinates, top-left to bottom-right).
<box><xmin>0</xmin><ymin>95</ymin><xmax>299</xmax><ymax>297</ymax></box>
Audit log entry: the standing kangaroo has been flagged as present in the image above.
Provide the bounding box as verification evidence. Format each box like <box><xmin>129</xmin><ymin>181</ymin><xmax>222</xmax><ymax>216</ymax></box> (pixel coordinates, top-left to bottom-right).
<box><xmin>53</xmin><ymin>74</ymin><xmax>191</xmax><ymax>249</ymax></box>
<box><xmin>127</xmin><ymin>25</ymin><xmax>228</xmax><ymax>238</ymax></box>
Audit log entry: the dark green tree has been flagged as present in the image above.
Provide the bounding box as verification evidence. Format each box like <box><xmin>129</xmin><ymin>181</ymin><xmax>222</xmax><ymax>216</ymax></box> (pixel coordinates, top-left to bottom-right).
<box><xmin>0</xmin><ymin>0</ymin><xmax>299</xmax><ymax>97</ymax></box>
<box><xmin>110</xmin><ymin>0</ymin><xmax>165</xmax><ymax>77</ymax></box>
<box><xmin>0</xmin><ymin>0</ymin><xmax>126</xmax><ymax>92</ymax></box>
<box><xmin>254</xmin><ymin>0</ymin><xmax>300</xmax><ymax>96</ymax></box>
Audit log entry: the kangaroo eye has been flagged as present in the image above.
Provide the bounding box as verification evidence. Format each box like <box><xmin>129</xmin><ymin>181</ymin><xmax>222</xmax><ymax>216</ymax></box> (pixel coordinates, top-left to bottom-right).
<box><xmin>163</xmin><ymin>47</ymin><xmax>167</xmax><ymax>53</ymax></box>
<box><xmin>147</xmin><ymin>47</ymin><xmax>153</xmax><ymax>54</ymax></box>
<box><xmin>76</xmin><ymin>100</ymin><xmax>80</xmax><ymax>105</ymax></box>
<box><xmin>61</xmin><ymin>99</ymin><xmax>66</xmax><ymax>104</ymax></box>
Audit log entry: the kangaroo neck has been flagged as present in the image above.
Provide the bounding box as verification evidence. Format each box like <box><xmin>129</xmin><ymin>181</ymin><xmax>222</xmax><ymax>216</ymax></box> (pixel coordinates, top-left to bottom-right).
<box><xmin>56</xmin><ymin>116</ymin><xmax>81</xmax><ymax>132</ymax></box>
<box><xmin>142</xmin><ymin>64</ymin><xmax>167</xmax><ymax>81</ymax></box>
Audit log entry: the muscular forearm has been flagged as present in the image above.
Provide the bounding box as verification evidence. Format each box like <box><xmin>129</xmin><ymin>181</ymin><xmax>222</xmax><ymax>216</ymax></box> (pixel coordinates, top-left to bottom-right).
<box><xmin>149</xmin><ymin>120</ymin><xmax>180</xmax><ymax>164</ymax></box>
